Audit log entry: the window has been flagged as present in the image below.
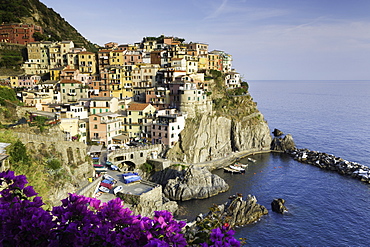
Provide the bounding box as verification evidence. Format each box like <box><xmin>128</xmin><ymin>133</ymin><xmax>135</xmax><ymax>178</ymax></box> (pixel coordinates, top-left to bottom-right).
<box><xmin>94</xmin><ymin>124</ymin><xmax>97</xmax><ymax>129</ymax></box>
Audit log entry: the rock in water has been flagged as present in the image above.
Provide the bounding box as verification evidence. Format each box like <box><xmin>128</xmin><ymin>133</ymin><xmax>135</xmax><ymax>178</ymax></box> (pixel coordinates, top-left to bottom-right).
<box><xmin>191</xmin><ymin>194</ymin><xmax>268</xmax><ymax>228</ymax></box>
<box><xmin>272</xmin><ymin>128</ymin><xmax>284</xmax><ymax>137</ymax></box>
<box><xmin>271</xmin><ymin>134</ymin><xmax>296</xmax><ymax>151</ymax></box>
<box><xmin>163</xmin><ymin>165</ymin><xmax>229</xmax><ymax>201</ymax></box>
<box><xmin>271</xmin><ymin>198</ymin><xmax>288</xmax><ymax>214</ymax></box>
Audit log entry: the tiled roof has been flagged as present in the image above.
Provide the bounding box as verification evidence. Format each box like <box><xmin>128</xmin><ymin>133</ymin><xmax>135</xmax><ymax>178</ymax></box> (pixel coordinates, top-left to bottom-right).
<box><xmin>78</xmin><ymin>51</ymin><xmax>94</xmax><ymax>54</ymax></box>
<box><xmin>60</xmin><ymin>79</ymin><xmax>82</xmax><ymax>84</ymax></box>
<box><xmin>128</xmin><ymin>103</ymin><xmax>150</xmax><ymax>111</ymax></box>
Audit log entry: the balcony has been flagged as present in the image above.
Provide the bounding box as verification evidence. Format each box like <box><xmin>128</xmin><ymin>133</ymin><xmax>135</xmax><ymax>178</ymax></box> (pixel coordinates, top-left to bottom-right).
<box><xmin>68</xmin><ymin>92</ymin><xmax>77</xmax><ymax>96</ymax></box>
<box><xmin>91</xmin><ymin>136</ymin><xmax>102</xmax><ymax>141</ymax></box>
<box><xmin>101</xmin><ymin>118</ymin><xmax>120</xmax><ymax>124</ymax></box>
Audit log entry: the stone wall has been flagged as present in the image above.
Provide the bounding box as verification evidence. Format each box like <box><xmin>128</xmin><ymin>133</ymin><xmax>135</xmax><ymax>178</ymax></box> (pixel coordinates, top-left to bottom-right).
<box><xmin>15</xmin><ymin>132</ymin><xmax>88</xmax><ymax>167</ymax></box>
<box><xmin>108</xmin><ymin>144</ymin><xmax>163</xmax><ymax>167</ymax></box>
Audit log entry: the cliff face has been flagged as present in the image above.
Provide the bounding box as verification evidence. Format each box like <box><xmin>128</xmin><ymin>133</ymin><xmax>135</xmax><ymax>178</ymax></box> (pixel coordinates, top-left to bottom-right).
<box><xmin>167</xmin><ymin>111</ymin><xmax>271</xmax><ymax>164</ymax></box>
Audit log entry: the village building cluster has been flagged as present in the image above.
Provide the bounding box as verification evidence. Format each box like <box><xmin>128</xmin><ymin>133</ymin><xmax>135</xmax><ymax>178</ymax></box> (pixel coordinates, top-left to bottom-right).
<box><xmin>2</xmin><ymin>35</ymin><xmax>242</xmax><ymax>148</ymax></box>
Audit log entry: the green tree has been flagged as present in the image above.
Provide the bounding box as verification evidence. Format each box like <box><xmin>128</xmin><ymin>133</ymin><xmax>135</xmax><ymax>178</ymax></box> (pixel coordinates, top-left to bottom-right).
<box><xmin>9</xmin><ymin>140</ymin><xmax>29</xmax><ymax>164</ymax></box>
<box><xmin>0</xmin><ymin>86</ymin><xmax>18</xmax><ymax>105</ymax></box>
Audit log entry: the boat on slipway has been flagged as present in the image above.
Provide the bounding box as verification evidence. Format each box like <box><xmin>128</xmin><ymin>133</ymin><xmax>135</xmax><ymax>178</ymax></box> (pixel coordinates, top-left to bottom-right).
<box><xmin>229</xmin><ymin>165</ymin><xmax>245</xmax><ymax>172</ymax></box>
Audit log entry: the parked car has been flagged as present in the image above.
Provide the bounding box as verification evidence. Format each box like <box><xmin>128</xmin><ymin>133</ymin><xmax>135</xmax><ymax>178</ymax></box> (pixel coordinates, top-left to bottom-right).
<box><xmin>113</xmin><ymin>185</ymin><xmax>123</xmax><ymax>194</ymax></box>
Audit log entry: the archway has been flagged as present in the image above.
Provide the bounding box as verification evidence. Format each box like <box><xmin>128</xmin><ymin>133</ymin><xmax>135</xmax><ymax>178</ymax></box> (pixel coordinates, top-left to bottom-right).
<box><xmin>121</xmin><ymin>160</ymin><xmax>136</xmax><ymax>171</ymax></box>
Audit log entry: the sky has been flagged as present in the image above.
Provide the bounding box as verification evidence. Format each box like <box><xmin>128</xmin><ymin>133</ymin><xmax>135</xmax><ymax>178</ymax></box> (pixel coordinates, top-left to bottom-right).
<box><xmin>39</xmin><ymin>0</ymin><xmax>370</xmax><ymax>80</ymax></box>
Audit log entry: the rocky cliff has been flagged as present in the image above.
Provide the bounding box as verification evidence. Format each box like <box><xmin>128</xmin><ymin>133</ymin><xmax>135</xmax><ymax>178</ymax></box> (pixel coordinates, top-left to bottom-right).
<box><xmin>163</xmin><ymin>166</ymin><xmax>229</xmax><ymax>201</ymax></box>
<box><xmin>167</xmin><ymin>111</ymin><xmax>271</xmax><ymax>164</ymax></box>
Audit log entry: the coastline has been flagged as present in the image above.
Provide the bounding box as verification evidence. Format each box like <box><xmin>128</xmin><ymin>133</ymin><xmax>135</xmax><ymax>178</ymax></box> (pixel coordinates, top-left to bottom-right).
<box><xmin>174</xmin><ymin>147</ymin><xmax>274</xmax><ymax>171</ymax></box>
<box><xmin>169</xmin><ymin>144</ymin><xmax>370</xmax><ymax>185</ymax></box>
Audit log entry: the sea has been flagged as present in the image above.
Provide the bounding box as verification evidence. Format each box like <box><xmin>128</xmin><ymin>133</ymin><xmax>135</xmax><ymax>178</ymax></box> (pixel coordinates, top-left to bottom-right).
<box><xmin>178</xmin><ymin>80</ymin><xmax>370</xmax><ymax>247</ymax></box>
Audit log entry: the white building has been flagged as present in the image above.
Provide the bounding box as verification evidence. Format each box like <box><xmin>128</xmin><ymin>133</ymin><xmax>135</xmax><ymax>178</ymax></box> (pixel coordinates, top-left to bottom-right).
<box><xmin>152</xmin><ymin>109</ymin><xmax>186</xmax><ymax>147</ymax></box>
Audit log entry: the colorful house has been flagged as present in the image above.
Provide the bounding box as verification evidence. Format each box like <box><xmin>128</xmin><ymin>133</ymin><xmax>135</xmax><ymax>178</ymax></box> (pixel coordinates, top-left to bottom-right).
<box><xmin>89</xmin><ymin>112</ymin><xmax>123</xmax><ymax>146</ymax></box>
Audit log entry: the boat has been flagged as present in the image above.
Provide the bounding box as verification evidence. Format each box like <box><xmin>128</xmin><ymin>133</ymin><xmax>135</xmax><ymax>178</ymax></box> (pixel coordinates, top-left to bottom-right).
<box><xmin>113</xmin><ymin>185</ymin><xmax>123</xmax><ymax>194</ymax></box>
<box><xmin>248</xmin><ymin>158</ymin><xmax>256</xmax><ymax>163</ymax></box>
<box><xmin>229</xmin><ymin>165</ymin><xmax>245</xmax><ymax>172</ymax></box>
<box><xmin>122</xmin><ymin>172</ymin><xmax>141</xmax><ymax>184</ymax></box>
<box><xmin>224</xmin><ymin>167</ymin><xmax>243</xmax><ymax>174</ymax></box>
<box><xmin>100</xmin><ymin>182</ymin><xmax>113</xmax><ymax>189</ymax></box>
<box><xmin>233</xmin><ymin>162</ymin><xmax>248</xmax><ymax>168</ymax></box>
<box><xmin>98</xmin><ymin>186</ymin><xmax>110</xmax><ymax>193</ymax></box>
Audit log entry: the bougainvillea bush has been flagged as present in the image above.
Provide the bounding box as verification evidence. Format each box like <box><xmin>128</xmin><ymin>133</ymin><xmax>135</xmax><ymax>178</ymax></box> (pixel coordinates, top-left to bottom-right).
<box><xmin>0</xmin><ymin>170</ymin><xmax>240</xmax><ymax>246</ymax></box>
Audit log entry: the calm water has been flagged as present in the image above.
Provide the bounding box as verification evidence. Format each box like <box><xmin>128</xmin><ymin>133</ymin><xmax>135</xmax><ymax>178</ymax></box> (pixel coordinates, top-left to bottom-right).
<box><xmin>178</xmin><ymin>81</ymin><xmax>370</xmax><ymax>246</ymax></box>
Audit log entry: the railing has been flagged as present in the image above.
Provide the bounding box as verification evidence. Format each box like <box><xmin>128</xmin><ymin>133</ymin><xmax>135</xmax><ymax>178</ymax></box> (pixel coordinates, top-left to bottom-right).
<box><xmin>101</xmin><ymin>118</ymin><xmax>120</xmax><ymax>124</ymax></box>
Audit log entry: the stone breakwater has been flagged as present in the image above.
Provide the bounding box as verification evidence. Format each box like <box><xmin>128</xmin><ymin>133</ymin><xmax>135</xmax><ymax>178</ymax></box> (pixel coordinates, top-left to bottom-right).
<box><xmin>287</xmin><ymin>148</ymin><xmax>370</xmax><ymax>183</ymax></box>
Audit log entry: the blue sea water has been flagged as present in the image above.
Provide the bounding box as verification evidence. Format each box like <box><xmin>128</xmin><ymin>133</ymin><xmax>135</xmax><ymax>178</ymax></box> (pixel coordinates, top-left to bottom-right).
<box><xmin>178</xmin><ymin>80</ymin><xmax>370</xmax><ymax>246</ymax></box>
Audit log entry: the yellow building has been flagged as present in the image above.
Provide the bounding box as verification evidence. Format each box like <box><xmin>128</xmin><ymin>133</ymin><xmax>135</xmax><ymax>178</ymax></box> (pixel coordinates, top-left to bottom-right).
<box><xmin>104</xmin><ymin>66</ymin><xmax>133</xmax><ymax>99</ymax></box>
<box><xmin>109</xmin><ymin>50</ymin><xmax>124</xmax><ymax>66</ymax></box>
<box><xmin>78</xmin><ymin>51</ymin><xmax>97</xmax><ymax>75</ymax></box>
<box><xmin>197</xmin><ymin>55</ymin><xmax>208</xmax><ymax>72</ymax></box>
<box><xmin>123</xmin><ymin>102</ymin><xmax>157</xmax><ymax>138</ymax></box>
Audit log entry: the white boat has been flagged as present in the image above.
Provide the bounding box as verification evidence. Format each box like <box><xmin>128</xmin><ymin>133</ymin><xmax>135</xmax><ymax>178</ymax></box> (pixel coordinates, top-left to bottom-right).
<box><xmin>113</xmin><ymin>185</ymin><xmax>123</xmax><ymax>194</ymax></box>
<box><xmin>229</xmin><ymin>165</ymin><xmax>245</xmax><ymax>172</ymax></box>
<box><xmin>224</xmin><ymin>167</ymin><xmax>243</xmax><ymax>174</ymax></box>
<box><xmin>99</xmin><ymin>186</ymin><xmax>110</xmax><ymax>193</ymax></box>
<box><xmin>248</xmin><ymin>158</ymin><xmax>256</xmax><ymax>163</ymax></box>
<box><xmin>234</xmin><ymin>162</ymin><xmax>248</xmax><ymax>168</ymax></box>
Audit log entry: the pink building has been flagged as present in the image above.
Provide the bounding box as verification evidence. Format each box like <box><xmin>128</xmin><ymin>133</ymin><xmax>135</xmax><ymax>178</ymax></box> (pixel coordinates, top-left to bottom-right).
<box><xmin>89</xmin><ymin>112</ymin><xmax>122</xmax><ymax>146</ymax></box>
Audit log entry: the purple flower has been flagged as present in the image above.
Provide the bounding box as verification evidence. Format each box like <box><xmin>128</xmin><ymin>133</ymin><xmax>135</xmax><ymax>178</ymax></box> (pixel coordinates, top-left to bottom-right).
<box><xmin>23</xmin><ymin>186</ymin><xmax>37</xmax><ymax>197</ymax></box>
<box><xmin>0</xmin><ymin>170</ymin><xmax>240</xmax><ymax>246</ymax></box>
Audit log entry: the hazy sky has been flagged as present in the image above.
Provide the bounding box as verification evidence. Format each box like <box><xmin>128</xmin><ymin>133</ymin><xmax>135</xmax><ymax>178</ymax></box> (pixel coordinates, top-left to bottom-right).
<box><xmin>39</xmin><ymin>0</ymin><xmax>370</xmax><ymax>80</ymax></box>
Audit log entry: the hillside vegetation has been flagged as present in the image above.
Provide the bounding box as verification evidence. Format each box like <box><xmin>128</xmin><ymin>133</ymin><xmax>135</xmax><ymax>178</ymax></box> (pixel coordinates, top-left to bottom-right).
<box><xmin>0</xmin><ymin>0</ymin><xmax>97</xmax><ymax>51</ymax></box>
<box><xmin>207</xmin><ymin>70</ymin><xmax>257</xmax><ymax>121</ymax></box>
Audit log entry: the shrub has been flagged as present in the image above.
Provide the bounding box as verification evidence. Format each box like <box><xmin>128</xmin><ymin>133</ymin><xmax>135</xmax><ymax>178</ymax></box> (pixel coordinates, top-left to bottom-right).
<box><xmin>47</xmin><ymin>158</ymin><xmax>61</xmax><ymax>170</ymax></box>
<box><xmin>0</xmin><ymin>170</ymin><xmax>240</xmax><ymax>246</ymax></box>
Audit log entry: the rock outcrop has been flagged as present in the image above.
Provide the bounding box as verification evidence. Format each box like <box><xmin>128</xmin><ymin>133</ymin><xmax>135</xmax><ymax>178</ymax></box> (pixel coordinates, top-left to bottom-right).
<box><xmin>272</xmin><ymin>128</ymin><xmax>284</xmax><ymax>137</ymax></box>
<box><xmin>271</xmin><ymin>198</ymin><xmax>288</xmax><ymax>214</ymax></box>
<box><xmin>149</xmin><ymin>165</ymin><xmax>184</xmax><ymax>186</ymax></box>
<box><xmin>163</xmin><ymin>165</ymin><xmax>229</xmax><ymax>201</ymax></box>
<box><xmin>167</xmin><ymin>113</ymin><xmax>271</xmax><ymax>164</ymax></box>
<box><xmin>193</xmin><ymin>194</ymin><xmax>268</xmax><ymax>228</ymax></box>
<box><xmin>271</xmin><ymin>133</ymin><xmax>296</xmax><ymax>151</ymax></box>
<box><xmin>288</xmin><ymin>148</ymin><xmax>370</xmax><ymax>183</ymax></box>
